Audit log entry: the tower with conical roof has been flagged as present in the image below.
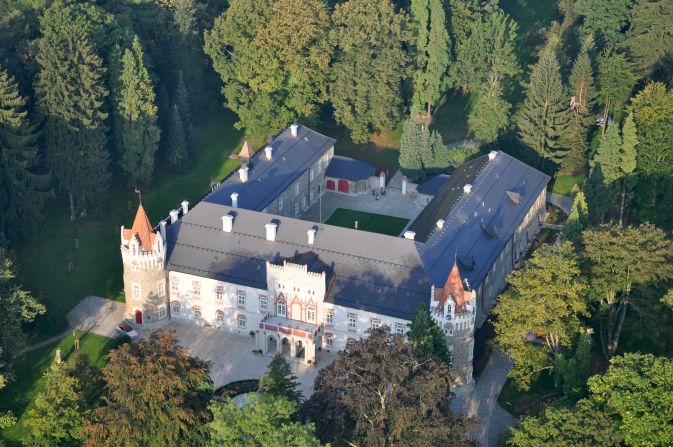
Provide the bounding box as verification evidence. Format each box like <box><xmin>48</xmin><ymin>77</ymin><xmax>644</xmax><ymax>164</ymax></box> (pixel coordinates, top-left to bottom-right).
<box><xmin>120</xmin><ymin>204</ymin><xmax>169</xmax><ymax>328</ymax></box>
<box><xmin>430</xmin><ymin>262</ymin><xmax>477</xmax><ymax>385</ymax></box>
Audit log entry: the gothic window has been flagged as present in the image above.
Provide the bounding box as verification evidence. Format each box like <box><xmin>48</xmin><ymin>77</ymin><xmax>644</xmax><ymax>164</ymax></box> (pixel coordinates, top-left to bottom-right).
<box><xmin>216</xmin><ymin>286</ymin><xmax>224</xmax><ymax>302</ymax></box>
<box><xmin>259</xmin><ymin>295</ymin><xmax>268</xmax><ymax>312</ymax></box>
<box><xmin>371</xmin><ymin>318</ymin><xmax>380</xmax><ymax>329</ymax></box>
<box><xmin>395</xmin><ymin>323</ymin><xmax>405</xmax><ymax>335</ymax></box>
<box><xmin>171</xmin><ymin>278</ymin><xmax>179</xmax><ymax>293</ymax></box>
<box><xmin>192</xmin><ymin>281</ymin><xmax>201</xmax><ymax>297</ymax></box>
<box><xmin>237</xmin><ymin>290</ymin><xmax>246</xmax><ymax>307</ymax></box>
<box><xmin>347</xmin><ymin>313</ymin><xmax>357</xmax><ymax>331</ymax></box>
<box><xmin>171</xmin><ymin>301</ymin><xmax>180</xmax><ymax>315</ymax></box>
<box><xmin>158</xmin><ymin>305</ymin><xmax>167</xmax><ymax>319</ymax></box>
<box><xmin>325</xmin><ymin>309</ymin><xmax>334</xmax><ymax>326</ymax></box>
<box><xmin>132</xmin><ymin>284</ymin><xmax>140</xmax><ymax>299</ymax></box>
<box><xmin>307</xmin><ymin>307</ymin><xmax>316</xmax><ymax>323</ymax></box>
<box><xmin>216</xmin><ymin>310</ymin><xmax>224</xmax><ymax>324</ymax></box>
<box><xmin>277</xmin><ymin>300</ymin><xmax>286</xmax><ymax>317</ymax></box>
<box><xmin>193</xmin><ymin>306</ymin><xmax>202</xmax><ymax>319</ymax></box>
<box><xmin>238</xmin><ymin>315</ymin><xmax>246</xmax><ymax>328</ymax></box>
<box><xmin>157</xmin><ymin>280</ymin><xmax>166</xmax><ymax>297</ymax></box>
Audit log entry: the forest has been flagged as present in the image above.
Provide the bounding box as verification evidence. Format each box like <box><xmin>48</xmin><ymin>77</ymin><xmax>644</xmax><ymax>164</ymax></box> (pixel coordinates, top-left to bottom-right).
<box><xmin>0</xmin><ymin>0</ymin><xmax>672</xmax><ymax>445</ymax></box>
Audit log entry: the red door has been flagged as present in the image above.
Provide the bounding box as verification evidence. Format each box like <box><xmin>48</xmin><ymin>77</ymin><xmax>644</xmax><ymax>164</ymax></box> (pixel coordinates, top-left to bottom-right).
<box><xmin>338</xmin><ymin>179</ymin><xmax>349</xmax><ymax>193</ymax></box>
<box><xmin>135</xmin><ymin>310</ymin><xmax>143</xmax><ymax>325</ymax></box>
<box><xmin>326</xmin><ymin>179</ymin><xmax>335</xmax><ymax>191</ymax></box>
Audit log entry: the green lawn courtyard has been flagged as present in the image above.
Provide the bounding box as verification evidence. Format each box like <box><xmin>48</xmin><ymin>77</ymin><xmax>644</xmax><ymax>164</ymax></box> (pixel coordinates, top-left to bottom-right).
<box><xmin>325</xmin><ymin>208</ymin><xmax>409</xmax><ymax>237</ymax></box>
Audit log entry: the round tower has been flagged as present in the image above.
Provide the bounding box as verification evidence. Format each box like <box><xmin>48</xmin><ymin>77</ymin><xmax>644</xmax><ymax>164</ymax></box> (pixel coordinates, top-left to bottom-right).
<box><xmin>120</xmin><ymin>204</ymin><xmax>169</xmax><ymax>329</ymax></box>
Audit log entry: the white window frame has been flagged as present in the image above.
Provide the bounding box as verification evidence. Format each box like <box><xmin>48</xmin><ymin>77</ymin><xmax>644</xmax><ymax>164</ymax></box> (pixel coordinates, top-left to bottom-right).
<box><xmin>347</xmin><ymin>313</ymin><xmax>357</xmax><ymax>331</ymax></box>
<box><xmin>192</xmin><ymin>281</ymin><xmax>201</xmax><ymax>297</ymax></box>
<box><xmin>158</xmin><ymin>304</ymin><xmax>167</xmax><ymax>319</ymax></box>
<box><xmin>293</xmin><ymin>203</ymin><xmax>299</xmax><ymax>215</ymax></box>
<box><xmin>301</xmin><ymin>197</ymin><xmax>307</xmax><ymax>210</ymax></box>
<box><xmin>132</xmin><ymin>283</ymin><xmax>140</xmax><ymax>299</ymax></box>
<box><xmin>277</xmin><ymin>300</ymin><xmax>286</xmax><ymax>317</ymax></box>
<box><xmin>216</xmin><ymin>310</ymin><xmax>224</xmax><ymax>324</ymax></box>
<box><xmin>193</xmin><ymin>306</ymin><xmax>202</xmax><ymax>319</ymax></box>
<box><xmin>171</xmin><ymin>301</ymin><xmax>180</xmax><ymax>315</ymax></box>
<box><xmin>325</xmin><ymin>334</ymin><xmax>334</xmax><ymax>347</ymax></box>
<box><xmin>309</xmin><ymin>167</ymin><xmax>315</xmax><ymax>181</ymax></box>
<box><xmin>216</xmin><ymin>286</ymin><xmax>224</xmax><ymax>302</ymax></box>
<box><xmin>307</xmin><ymin>306</ymin><xmax>316</xmax><ymax>323</ymax></box>
<box><xmin>295</xmin><ymin>183</ymin><xmax>299</xmax><ymax>196</ymax></box>
<box><xmin>237</xmin><ymin>314</ymin><xmax>246</xmax><ymax>328</ymax></box>
<box><xmin>157</xmin><ymin>280</ymin><xmax>166</xmax><ymax>298</ymax></box>
<box><xmin>171</xmin><ymin>278</ymin><xmax>179</xmax><ymax>293</ymax></box>
<box><xmin>279</xmin><ymin>197</ymin><xmax>284</xmax><ymax>211</ymax></box>
<box><xmin>259</xmin><ymin>295</ymin><xmax>268</xmax><ymax>312</ymax></box>
<box><xmin>237</xmin><ymin>290</ymin><xmax>246</xmax><ymax>307</ymax></box>
<box><xmin>371</xmin><ymin>318</ymin><xmax>380</xmax><ymax>329</ymax></box>
<box><xmin>325</xmin><ymin>309</ymin><xmax>334</xmax><ymax>326</ymax></box>
<box><xmin>395</xmin><ymin>323</ymin><xmax>405</xmax><ymax>335</ymax></box>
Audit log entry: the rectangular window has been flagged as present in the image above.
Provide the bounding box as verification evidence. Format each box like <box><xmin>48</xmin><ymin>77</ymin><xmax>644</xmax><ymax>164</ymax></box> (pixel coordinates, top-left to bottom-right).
<box><xmin>278</xmin><ymin>197</ymin><xmax>284</xmax><ymax>211</ymax></box>
<box><xmin>325</xmin><ymin>309</ymin><xmax>334</xmax><ymax>326</ymax></box>
<box><xmin>132</xmin><ymin>284</ymin><xmax>140</xmax><ymax>299</ymax></box>
<box><xmin>171</xmin><ymin>301</ymin><xmax>180</xmax><ymax>315</ymax></box>
<box><xmin>371</xmin><ymin>318</ymin><xmax>380</xmax><ymax>329</ymax></box>
<box><xmin>326</xmin><ymin>335</ymin><xmax>333</xmax><ymax>347</ymax></box>
<box><xmin>295</xmin><ymin>183</ymin><xmax>299</xmax><ymax>196</ymax></box>
<box><xmin>237</xmin><ymin>290</ymin><xmax>246</xmax><ymax>307</ymax></box>
<box><xmin>192</xmin><ymin>281</ymin><xmax>201</xmax><ymax>297</ymax></box>
<box><xmin>293</xmin><ymin>203</ymin><xmax>299</xmax><ymax>215</ymax></box>
<box><xmin>216</xmin><ymin>286</ymin><xmax>224</xmax><ymax>302</ymax></box>
<box><xmin>157</xmin><ymin>280</ymin><xmax>166</xmax><ymax>297</ymax></box>
<box><xmin>259</xmin><ymin>295</ymin><xmax>268</xmax><ymax>312</ymax></box>
<box><xmin>171</xmin><ymin>278</ymin><xmax>179</xmax><ymax>293</ymax></box>
<box><xmin>301</xmin><ymin>197</ymin><xmax>307</xmax><ymax>210</ymax></box>
<box><xmin>158</xmin><ymin>305</ymin><xmax>166</xmax><ymax>319</ymax></box>
<box><xmin>395</xmin><ymin>323</ymin><xmax>405</xmax><ymax>335</ymax></box>
<box><xmin>347</xmin><ymin>313</ymin><xmax>357</xmax><ymax>331</ymax></box>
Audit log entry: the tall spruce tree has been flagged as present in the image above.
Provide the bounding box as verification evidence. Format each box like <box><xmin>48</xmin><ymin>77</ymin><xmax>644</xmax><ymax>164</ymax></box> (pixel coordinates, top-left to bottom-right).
<box><xmin>113</xmin><ymin>37</ymin><xmax>160</xmax><ymax>188</ymax></box>
<box><xmin>258</xmin><ymin>353</ymin><xmax>302</xmax><ymax>403</ymax></box>
<box><xmin>399</xmin><ymin>118</ymin><xmax>425</xmax><ymax>180</ymax></box>
<box><xmin>517</xmin><ymin>41</ymin><xmax>571</xmax><ymax>166</ymax></box>
<box><xmin>167</xmin><ymin>103</ymin><xmax>189</xmax><ymax>173</ymax></box>
<box><xmin>174</xmin><ymin>70</ymin><xmax>192</xmax><ymax>140</ymax></box>
<box><xmin>623</xmin><ymin>0</ymin><xmax>673</xmax><ymax>80</ymax></box>
<box><xmin>35</xmin><ymin>22</ymin><xmax>110</xmax><ymax>220</ymax></box>
<box><xmin>0</xmin><ymin>66</ymin><xmax>49</xmax><ymax>239</ymax></box>
<box><xmin>329</xmin><ymin>0</ymin><xmax>411</xmax><ymax>143</ymax></box>
<box><xmin>597</xmin><ymin>52</ymin><xmax>635</xmax><ymax>124</ymax></box>
<box><xmin>560</xmin><ymin>191</ymin><xmax>588</xmax><ymax>243</ymax></box>
<box><xmin>410</xmin><ymin>0</ymin><xmax>450</xmax><ymax>118</ymax></box>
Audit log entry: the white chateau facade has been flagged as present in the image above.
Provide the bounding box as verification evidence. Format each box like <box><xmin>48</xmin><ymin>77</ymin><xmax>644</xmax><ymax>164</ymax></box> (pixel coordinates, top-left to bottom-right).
<box><xmin>121</xmin><ymin>124</ymin><xmax>549</xmax><ymax>385</ymax></box>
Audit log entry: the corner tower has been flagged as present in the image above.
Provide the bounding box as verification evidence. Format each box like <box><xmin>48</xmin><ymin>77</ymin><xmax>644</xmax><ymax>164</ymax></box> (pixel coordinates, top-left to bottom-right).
<box><xmin>120</xmin><ymin>204</ymin><xmax>168</xmax><ymax>328</ymax></box>
<box><xmin>430</xmin><ymin>262</ymin><xmax>477</xmax><ymax>385</ymax></box>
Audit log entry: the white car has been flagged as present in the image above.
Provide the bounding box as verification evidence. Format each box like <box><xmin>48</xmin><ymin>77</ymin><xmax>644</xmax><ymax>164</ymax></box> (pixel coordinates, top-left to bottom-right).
<box><xmin>116</xmin><ymin>322</ymin><xmax>139</xmax><ymax>340</ymax></box>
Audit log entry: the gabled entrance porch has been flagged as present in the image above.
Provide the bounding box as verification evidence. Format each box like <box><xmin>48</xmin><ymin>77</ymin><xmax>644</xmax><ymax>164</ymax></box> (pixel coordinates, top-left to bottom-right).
<box><xmin>256</xmin><ymin>315</ymin><xmax>319</xmax><ymax>365</ymax></box>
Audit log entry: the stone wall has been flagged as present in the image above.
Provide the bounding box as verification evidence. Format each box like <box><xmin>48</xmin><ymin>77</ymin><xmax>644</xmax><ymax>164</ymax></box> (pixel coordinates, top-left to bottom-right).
<box><xmin>122</xmin><ymin>253</ymin><xmax>169</xmax><ymax>329</ymax></box>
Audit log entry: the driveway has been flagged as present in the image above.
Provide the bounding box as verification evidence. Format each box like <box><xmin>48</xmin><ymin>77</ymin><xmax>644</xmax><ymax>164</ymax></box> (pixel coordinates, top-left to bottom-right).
<box><xmin>67</xmin><ymin>295</ymin><xmax>126</xmax><ymax>338</ymax></box>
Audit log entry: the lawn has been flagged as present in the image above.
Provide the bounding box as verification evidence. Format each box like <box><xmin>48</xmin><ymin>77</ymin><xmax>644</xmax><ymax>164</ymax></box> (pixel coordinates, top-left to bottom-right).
<box><xmin>0</xmin><ymin>333</ymin><xmax>122</xmax><ymax>445</ymax></box>
<box><xmin>432</xmin><ymin>90</ymin><xmax>474</xmax><ymax>144</ymax></box>
<box><xmin>325</xmin><ymin>208</ymin><xmax>409</xmax><ymax>237</ymax></box>
<box><xmin>15</xmin><ymin>108</ymin><xmax>244</xmax><ymax>338</ymax></box>
<box><xmin>551</xmin><ymin>174</ymin><xmax>585</xmax><ymax>196</ymax></box>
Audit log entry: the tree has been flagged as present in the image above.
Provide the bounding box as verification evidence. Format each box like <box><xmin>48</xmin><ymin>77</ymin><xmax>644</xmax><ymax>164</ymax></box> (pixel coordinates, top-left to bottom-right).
<box><xmin>622</xmin><ymin>0</ymin><xmax>673</xmax><ymax>80</ymax></box>
<box><xmin>301</xmin><ymin>327</ymin><xmax>472</xmax><ymax>447</ymax></box>
<box><xmin>509</xmin><ymin>399</ymin><xmax>622</xmax><ymax>447</ymax></box>
<box><xmin>0</xmin><ymin>250</ymin><xmax>45</xmax><ymax>391</ymax></box>
<box><xmin>618</xmin><ymin>113</ymin><xmax>637</xmax><ymax>224</ymax></box>
<box><xmin>574</xmin><ymin>0</ymin><xmax>633</xmax><ymax>50</ymax></box>
<box><xmin>209</xmin><ymin>394</ymin><xmax>324</xmax><ymax>447</ymax></box>
<box><xmin>399</xmin><ymin>118</ymin><xmax>424</xmax><ymax>180</ymax></box>
<box><xmin>467</xmin><ymin>85</ymin><xmax>511</xmax><ymax>144</ymax></box>
<box><xmin>329</xmin><ymin>0</ymin><xmax>411</xmax><ymax>143</ymax></box>
<box><xmin>410</xmin><ymin>0</ymin><xmax>450</xmax><ymax>117</ymax></box>
<box><xmin>24</xmin><ymin>361</ymin><xmax>88</xmax><ymax>447</ymax></box>
<box><xmin>205</xmin><ymin>0</ymin><xmax>331</xmax><ymax>135</ymax></box>
<box><xmin>517</xmin><ymin>42</ymin><xmax>570</xmax><ymax>166</ymax></box>
<box><xmin>34</xmin><ymin>21</ymin><xmax>110</xmax><ymax>220</ymax></box>
<box><xmin>560</xmin><ymin>191</ymin><xmax>588</xmax><ymax>242</ymax></box>
<box><xmin>588</xmin><ymin>353</ymin><xmax>673</xmax><ymax>447</ymax></box>
<box><xmin>167</xmin><ymin>103</ymin><xmax>189</xmax><ymax>173</ymax></box>
<box><xmin>258</xmin><ymin>353</ymin><xmax>302</xmax><ymax>403</ymax></box>
<box><xmin>174</xmin><ymin>71</ymin><xmax>192</xmax><ymax>140</ymax></box>
<box><xmin>112</xmin><ymin>36</ymin><xmax>160</xmax><ymax>188</ymax></box>
<box><xmin>0</xmin><ymin>65</ymin><xmax>49</xmax><ymax>239</ymax></box>
<box><xmin>553</xmin><ymin>330</ymin><xmax>593</xmax><ymax>401</ymax></box>
<box><xmin>408</xmin><ymin>303</ymin><xmax>452</xmax><ymax>366</ymax></box>
<box><xmin>493</xmin><ymin>242</ymin><xmax>588</xmax><ymax>390</ymax></box>
<box><xmin>597</xmin><ymin>52</ymin><xmax>635</xmax><ymax>123</ymax></box>
<box><xmin>581</xmin><ymin>224</ymin><xmax>673</xmax><ymax>360</ymax></box>
<box><xmin>592</xmin><ymin>121</ymin><xmax>626</xmax><ymax>184</ymax></box>
<box><xmin>83</xmin><ymin>330</ymin><xmax>212</xmax><ymax>447</ymax></box>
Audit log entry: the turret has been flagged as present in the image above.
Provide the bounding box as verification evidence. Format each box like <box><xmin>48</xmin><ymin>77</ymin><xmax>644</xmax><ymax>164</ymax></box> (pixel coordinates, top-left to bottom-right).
<box><xmin>120</xmin><ymin>204</ymin><xmax>169</xmax><ymax>328</ymax></box>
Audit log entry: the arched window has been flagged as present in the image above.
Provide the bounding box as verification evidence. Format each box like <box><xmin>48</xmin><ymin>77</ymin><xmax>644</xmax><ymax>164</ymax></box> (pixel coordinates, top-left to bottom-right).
<box><xmin>325</xmin><ymin>333</ymin><xmax>334</xmax><ymax>347</ymax></box>
<box><xmin>171</xmin><ymin>301</ymin><xmax>180</xmax><ymax>315</ymax></box>
<box><xmin>277</xmin><ymin>300</ymin><xmax>286</xmax><ymax>317</ymax></box>
<box><xmin>216</xmin><ymin>310</ymin><xmax>224</xmax><ymax>324</ymax></box>
<box><xmin>193</xmin><ymin>306</ymin><xmax>202</xmax><ymax>319</ymax></box>
<box><xmin>237</xmin><ymin>315</ymin><xmax>246</xmax><ymax>328</ymax></box>
<box><xmin>307</xmin><ymin>306</ymin><xmax>316</xmax><ymax>323</ymax></box>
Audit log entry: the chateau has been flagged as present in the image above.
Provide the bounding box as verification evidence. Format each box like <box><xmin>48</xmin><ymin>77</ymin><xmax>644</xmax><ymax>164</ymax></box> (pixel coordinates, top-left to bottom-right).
<box><xmin>120</xmin><ymin>124</ymin><xmax>548</xmax><ymax>385</ymax></box>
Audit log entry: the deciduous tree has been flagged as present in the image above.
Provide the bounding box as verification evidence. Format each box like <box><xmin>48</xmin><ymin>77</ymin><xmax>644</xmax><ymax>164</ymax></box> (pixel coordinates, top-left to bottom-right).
<box><xmin>468</xmin><ymin>85</ymin><xmax>511</xmax><ymax>144</ymax></box>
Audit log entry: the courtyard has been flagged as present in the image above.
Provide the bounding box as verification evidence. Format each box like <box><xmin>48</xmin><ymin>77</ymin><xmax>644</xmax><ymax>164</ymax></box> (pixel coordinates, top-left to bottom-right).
<box><xmin>325</xmin><ymin>208</ymin><xmax>409</xmax><ymax>236</ymax></box>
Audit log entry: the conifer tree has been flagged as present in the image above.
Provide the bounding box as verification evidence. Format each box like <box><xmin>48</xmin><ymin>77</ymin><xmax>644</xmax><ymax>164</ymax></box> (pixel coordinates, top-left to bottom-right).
<box><xmin>517</xmin><ymin>42</ymin><xmax>570</xmax><ymax>166</ymax></box>
<box><xmin>561</xmin><ymin>191</ymin><xmax>588</xmax><ymax>242</ymax></box>
<box><xmin>408</xmin><ymin>303</ymin><xmax>452</xmax><ymax>366</ymax></box>
<box><xmin>618</xmin><ymin>113</ymin><xmax>637</xmax><ymax>224</ymax></box>
<box><xmin>411</xmin><ymin>0</ymin><xmax>450</xmax><ymax>118</ymax></box>
<box><xmin>35</xmin><ymin>23</ymin><xmax>110</xmax><ymax>220</ymax></box>
<box><xmin>0</xmin><ymin>66</ymin><xmax>49</xmax><ymax>239</ymax></box>
<box><xmin>597</xmin><ymin>53</ymin><xmax>635</xmax><ymax>123</ymax></box>
<box><xmin>592</xmin><ymin>123</ymin><xmax>624</xmax><ymax>185</ymax></box>
<box><xmin>258</xmin><ymin>353</ymin><xmax>302</xmax><ymax>403</ymax></box>
<box><xmin>399</xmin><ymin>118</ymin><xmax>425</xmax><ymax>180</ymax></box>
<box><xmin>167</xmin><ymin>103</ymin><xmax>189</xmax><ymax>172</ymax></box>
<box><xmin>113</xmin><ymin>37</ymin><xmax>160</xmax><ymax>188</ymax></box>
<box><xmin>329</xmin><ymin>0</ymin><xmax>411</xmax><ymax>142</ymax></box>
<box><xmin>174</xmin><ymin>70</ymin><xmax>192</xmax><ymax>140</ymax></box>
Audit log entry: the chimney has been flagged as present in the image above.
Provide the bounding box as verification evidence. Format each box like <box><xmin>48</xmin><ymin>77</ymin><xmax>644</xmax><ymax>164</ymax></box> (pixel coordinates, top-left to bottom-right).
<box><xmin>239</xmin><ymin>165</ymin><xmax>249</xmax><ymax>182</ymax></box>
<box><xmin>402</xmin><ymin>176</ymin><xmax>407</xmax><ymax>195</ymax></box>
<box><xmin>379</xmin><ymin>171</ymin><xmax>386</xmax><ymax>189</ymax></box>
<box><xmin>265</xmin><ymin>222</ymin><xmax>277</xmax><ymax>242</ymax></box>
<box><xmin>404</xmin><ymin>231</ymin><xmax>416</xmax><ymax>240</ymax></box>
<box><xmin>290</xmin><ymin>123</ymin><xmax>299</xmax><ymax>137</ymax></box>
<box><xmin>181</xmin><ymin>200</ymin><xmax>189</xmax><ymax>215</ymax></box>
<box><xmin>231</xmin><ymin>192</ymin><xmax>239</xmax><ymax>208</ymax></box>
<box><xmin>159</xmin><ymin>220</ymin><xmax>167</xmax><ymax>241</ymax></box>
<box><xmin>307</xmin><ymin>228</ymin><xmax>316</xmax><ymax>245</ymax></box>
<box><xmin>265</xmin><ymin>145</ymin><xmax>273</xmax><ymax>161</ymax></box>
<box><xmin>488</xmin><ymin>150</ymin><xmax>498</xmax><ymax>161</ymax></box>
<box><xmin>169</xmin><ymin>209</ymin><xmax>179</xmax><ymax>224</ymax></box>
<box><xmin>222</xmin><ymin>214</ymin><xmax>234</xmax><ymax>233</ymax></box>
<box><xmin>436</xmin><ymin>219</ymin><xmax>445</xmax><ymax>229</ymax></box>
<box><xmin>463</xmin><ymin>184</ymin><xmax>472</xmax><ymax>194</ymax></box>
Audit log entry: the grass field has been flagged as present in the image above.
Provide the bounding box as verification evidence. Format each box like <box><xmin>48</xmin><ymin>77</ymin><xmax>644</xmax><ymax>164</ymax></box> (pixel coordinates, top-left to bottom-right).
<box><xmin>325</xmin><ymin>208</ymin><xmax>409</xmax><ymax>237</ymax></box>
<box><xmin>0</xmin><ymin>333</ymin><xmax>122</xmax><ymax>445</ymax></box>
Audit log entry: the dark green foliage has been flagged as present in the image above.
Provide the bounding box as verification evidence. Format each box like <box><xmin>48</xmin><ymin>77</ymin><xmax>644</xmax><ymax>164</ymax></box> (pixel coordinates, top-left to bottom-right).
<box><xmin>468</xmin><ymin>86</ymin><xmax>511</xmax><ymax>144</ymax></box>
<box><xmin>408</xmin><ymin>303</ymin><xmax>452</xmax><ymax>366</ymax></box>
<box><xmin>83</xmin><ymin>330</ymin><xmax>213</xmax><ymax>447</ymax></box>
<box><xmin>0</xmin><ymin>66</ymin><xmax>50</xmax><ymax>239</ymax></box>
<box><xmin>302</xmin><ymin>326</ymin><xmax>473</xmax><ymax>447</ymax></box>
<box><xmin>622</xmin><ymin>0</ymin><xmax>673</xmax><ymax>80</ymax></box>
<box><xmin>554</xmin><ymin>330</ymin><xmax>593</xmax><ymax>401</ymax></box>
<box><xmin>399</xmin><ymin>118</ymin><xmax>424</xmax><ymax>179</ymax></box>
<box><xmin>517</xmin><ymin>42</ymin><xmax>571</xmax><ymax>165</ymax></box>
<box><xmin>34</xmin><ymin>18</ymin><xmax>110</xmax><ymax>219</ymax></box>
<box><xmin>574</xmin><ymin>0</ymin><xmax>633</xmax><ymax>50</ymax></box>
<box><xmin>329</xmin><ymin>0</ymin><xmax>411</xmax><ymax>143</ymax></box>
<box><xmin>258</xmin><ymin>353</ymin><xmax>302</xmax><ymax>403</ymax></box>
<box><xmin>167</xmin><ymin>103</ymin><xmax>189</xmax><ymax>172</ymax></box>
<box><xmin>560</xmin><ymin>191</ymin><xmax>588</xmax><ymax>242</ymax></box>
<box><xmin>174</xmin><ymin>71</ymin><xmax>192</xmax><ymax>140</ymax></box>
<box><xmin>597</xmin><ymin>52</ymin><xmax>636</xmax><ymax>122</ymax></box>
<box><xmin>112</xmin><ymin>37</ymin><xmax>160</xmax><ymax>188</ymax></box>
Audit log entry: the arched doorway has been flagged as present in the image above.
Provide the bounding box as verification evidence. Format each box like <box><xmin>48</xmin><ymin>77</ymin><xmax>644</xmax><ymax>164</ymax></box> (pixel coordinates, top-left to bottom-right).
<box><xmin>281</xmin><ymin>337</ymin><xmax>291</xmax><ymax>357</ymax></box>
<box><xmin>326</xmin><ymin>179</ymin><xmax>335</xmax><ymax>191</ymax></box>
<box><xmin>295</xmin><ymin>340</ymin><xmax>305</xmax><ymax>360</ymax></box>
<box><xmin>135</xmin><ymin>310</ymin><xmax>143</xmax><ymax>325</ymax></box>
<box><xmin>338</xmin><ymin>179</ymin><xmax>349</xmax><ymax>193</ymax></box>
<box><xmin>267</xmin><ymin>335</ymin><xmax>278</xmax><ymax>356</ymax></box>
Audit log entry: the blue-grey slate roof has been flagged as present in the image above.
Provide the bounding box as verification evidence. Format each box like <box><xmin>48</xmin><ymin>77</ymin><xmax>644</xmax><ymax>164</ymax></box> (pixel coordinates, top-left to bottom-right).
<box><xmin>325</xmin><ymin>155</ymin><xmax>376</xmax><ymax>181</ymax></box>
<box><xmin>204</xmin><ymin>125</ymin><xmax>335</xmax><ymax>211</ymax></box>
<box><xmin>417</xmin><ymin>174</ymin><xmax>451</xmax><ymax>195</ymax></box>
